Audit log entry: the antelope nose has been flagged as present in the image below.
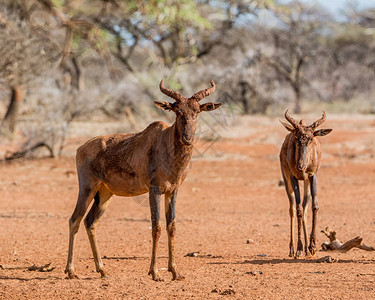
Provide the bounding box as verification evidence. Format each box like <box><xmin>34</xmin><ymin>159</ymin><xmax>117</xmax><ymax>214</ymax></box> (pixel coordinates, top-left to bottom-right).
<box><xmin>181</xmin><ymin>134</ymin><xmax>193</xmax><ymax>145</ymax></box>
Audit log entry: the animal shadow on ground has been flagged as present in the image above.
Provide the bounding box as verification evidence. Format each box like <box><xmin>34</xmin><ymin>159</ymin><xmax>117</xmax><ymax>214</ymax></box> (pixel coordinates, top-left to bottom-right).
<box><xmin>102</xmin><ymin>256</ymin><xmax>167</xmax><ymax>260</ymax></box>
<box><xmin>207</xmin><ymin>257</ymin><xmax>375</xmax><ymax>266</ymax></box>
<box><xmin>0</xmin><ymin>275</ymin><xmax>61</xmax><ymax>281</ymax></box>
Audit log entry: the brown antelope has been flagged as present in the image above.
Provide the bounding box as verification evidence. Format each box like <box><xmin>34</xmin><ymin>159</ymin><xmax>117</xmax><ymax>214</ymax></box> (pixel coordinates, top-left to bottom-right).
<box><xmin>65</xmin><ymin>80</ymin><xmax>221</xmax><ymax>281</ymax></box>
<box><xmin>279</xmin><ymin>110</ymin><xmax>332</xmax><ymax>258</ymax></box>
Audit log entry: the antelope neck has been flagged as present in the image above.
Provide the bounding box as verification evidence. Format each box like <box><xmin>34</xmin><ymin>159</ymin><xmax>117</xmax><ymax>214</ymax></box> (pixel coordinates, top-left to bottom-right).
<box><xmin>167</xmin><ymin>122</ymin><xmax>194</xmax><ymax>164</ymax></box>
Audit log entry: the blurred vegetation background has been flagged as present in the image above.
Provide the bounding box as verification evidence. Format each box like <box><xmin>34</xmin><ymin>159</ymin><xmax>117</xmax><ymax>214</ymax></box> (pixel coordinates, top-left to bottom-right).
<box><xmin>0</xmin><ymin>0</ymin><xmax>374</xmax><ymax>159</ymax></box>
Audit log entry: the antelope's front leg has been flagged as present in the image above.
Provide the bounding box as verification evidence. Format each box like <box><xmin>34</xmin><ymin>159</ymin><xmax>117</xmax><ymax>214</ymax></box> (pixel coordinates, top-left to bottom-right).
<box><xmin>290</xmin><ymin>175</ymin><xmax>303</xmax><ymax>258</ymax></box>
<box><xmin>165</xmin><ymin>190</ymin><xmax>184</xmax><ymax>280</ymax></box>
<box><xmin>302</xmin><ymin>179</ymin><xmax>311</xmax><ymax>256</ymax></box>
<box><xmin>282</xmin><ymin>171</ymin><xmax>295</xmax><ymax>257</ymax></box>
<box><xmin>309</xmin><ymin>174</ymin><xmax>319</xmax><ymax>255</ymax></box>
<box><xmin>148</xmin><ymin>186</ymin><xmax>163</xmax><ymax>281</ymax></box>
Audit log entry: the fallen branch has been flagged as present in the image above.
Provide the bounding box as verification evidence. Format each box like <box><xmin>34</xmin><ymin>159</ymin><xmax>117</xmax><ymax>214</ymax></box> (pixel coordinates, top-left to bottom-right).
<box><xmin>321</xmin><ymin>227</ymin><xmax>375</xmax><ymax>252</ymax></box>
<box><xmin>4</xmin><ymin>142</ymin><xmax>54</xmax><ymax>161</ymax></box>
<box><xmin>316</xmin><ymin>255</ymin><xmax>338</xmax><ymax>263</ymax></box>
<box><xmin>28</xmin><ymin>262</ymin><xmax>55</xmax><ymax>272</ymax></box>
<box><xmin>0</xmin><ymin>262</ymin><xmax>55</xmax><ymax>272</ymax></box>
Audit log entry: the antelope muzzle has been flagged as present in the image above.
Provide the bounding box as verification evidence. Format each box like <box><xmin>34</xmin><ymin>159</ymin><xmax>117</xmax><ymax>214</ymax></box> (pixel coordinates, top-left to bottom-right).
<box><xmin>181</xmin><ymin>132</ymin><xmax>194</xmax><ymax>146</ymax></box>
<box><xmin>296</xmin><ymin>146</ymin><xmax>307</xmax><ymax>171</ymax></box>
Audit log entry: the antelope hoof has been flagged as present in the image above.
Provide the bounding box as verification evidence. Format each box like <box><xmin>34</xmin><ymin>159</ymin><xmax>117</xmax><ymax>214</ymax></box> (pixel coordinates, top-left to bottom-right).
<box><xmin>173</xmin><ymin>273</ymin><xmax>185</xmax><ymax>281</ymax></box>
<box><xmin>65</xmin><ymin>269</ymin><xmax>79</xmax><ymax>279</ymax></box>
<box><xmin>99</xmin><ymin>269</ymin><xmax>109</xmax><ymax>278</ymax></box>
<box><xmin>294</xmin><ymin>250</ymin><xmax>303</xmax><ymax>259</ymax></box>
<box><xmin>289</xmin><ymin>246</ymin><xmax>295</xmax><ymax>257</ymax></box>
<box><xmin>148</xmin><ymin>270</ymin><xmax>164</xmax><ymax>282</ymax></box>
<box><xmin>309</xmin><ymin>244</ymin><xmax>317</xmax><ymax>255</ymax></box>
<box><xmin>294</xmin><ymin>240</ymin><xmax>304</xmax><ymax>258</ymax></box>
<box><xmin>170</xmin><ymin>270</ymin><xmax>185</xmax><ymax>281</ymax></box>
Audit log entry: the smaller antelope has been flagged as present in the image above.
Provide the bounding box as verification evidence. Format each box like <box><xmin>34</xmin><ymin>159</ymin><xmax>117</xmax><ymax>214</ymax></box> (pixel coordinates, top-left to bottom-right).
<box><xmin>280</xmin><ymin>110</ymin><xmax>332</xmax><ymax>258</ymax></box>
<box><xmin>65</xmin><ymin>79</ymin><xmax>221</xmax><ymax>281</ymax></box>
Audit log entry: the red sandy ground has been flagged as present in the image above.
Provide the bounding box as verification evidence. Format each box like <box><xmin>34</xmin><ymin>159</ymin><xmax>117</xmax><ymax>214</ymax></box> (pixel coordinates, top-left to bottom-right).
<box><xmin>1</xmin><ymin>115</ymin><xmax>375</xmax><ymax>299</ymax></box>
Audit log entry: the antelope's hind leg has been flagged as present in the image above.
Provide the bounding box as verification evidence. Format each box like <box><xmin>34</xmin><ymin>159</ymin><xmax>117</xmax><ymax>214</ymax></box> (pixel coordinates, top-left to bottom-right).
<box><xmin>84</xmin><ymin>186</ymin><xmax>113</xmax><ymax>278</ymax></box>
<box><xmin>65</xmin><ymin>181</ymin><xmax>99</xmax><ymax>279</ymax></box>
<box><xmin>165</xmin><ymin>190</ymin><xmax>184</xmax><ymax>280</ymax></box>
<box><xmin>308</xmin><ymin>174</ymin><xmax>319</xmax><ymax>255</ymax></box>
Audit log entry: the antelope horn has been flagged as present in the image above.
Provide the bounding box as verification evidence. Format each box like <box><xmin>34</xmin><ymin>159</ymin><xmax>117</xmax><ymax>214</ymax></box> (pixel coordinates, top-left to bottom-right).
<box><xmin>159</xmin><ymin>79</ymin><xmax>183</xmax><ymax>102</ymax></box>
<box><xmin>190</xmin><ymin>80</ymin><xmax>215</xmax><ymax>101</ymax></box>
<box><xmin>284</xmin><ymin>109</ymin><xmax>302</xmax><ymax>130</ymax></box>
<box><xmin>309</xmin><ymin>111</ymin><xmax>326</xmax><ymax>130</ymax></box>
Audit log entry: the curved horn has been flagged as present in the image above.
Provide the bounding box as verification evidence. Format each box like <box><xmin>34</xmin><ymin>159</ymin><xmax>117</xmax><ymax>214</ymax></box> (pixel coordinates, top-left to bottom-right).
<box><xmin>159</xmin><ymin>79</ymin><xmax>183</xmax><ymax>102</ymax></box>
<box><xmin>190</xmin><ymin>80</ymin><xmax>215</xmax><ymax>101</ymax></box>
<box><xmin>309</xmin><ymin>111</ymin><xmax>326</xmax><ymax>130</ymax></box>
<box><xmin>285</xmin><ymin>109</ymin><xmax>301</xmax><ymax>130</ymax></box>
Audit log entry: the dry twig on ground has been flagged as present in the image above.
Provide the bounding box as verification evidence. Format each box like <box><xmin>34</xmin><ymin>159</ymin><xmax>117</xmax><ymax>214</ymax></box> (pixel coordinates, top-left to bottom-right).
<box><xmin>321</xmin><ymin>227</ymin><xmax>375</xmax><ymax>252</ymax></box>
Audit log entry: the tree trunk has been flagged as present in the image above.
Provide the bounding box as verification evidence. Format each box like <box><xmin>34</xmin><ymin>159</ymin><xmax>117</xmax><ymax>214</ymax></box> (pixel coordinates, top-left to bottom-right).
<box><xmin>72</xmin><ymin>57</ymin><xmax>84</xmax><ymax>90</ymax></box>
<box><xmin>1</xmin><ymin>85</ymin><xmax>23</xmax><ymax>135</ymax></box>
<box><xmin>239</xmin><ymin>81</ymin><xmax>249</xmax><ymax>114</ymax></box>
<box><xmin>294</xmin><ymin>85</ymin><xmax>301</xmax><ymax>114</ymax></box>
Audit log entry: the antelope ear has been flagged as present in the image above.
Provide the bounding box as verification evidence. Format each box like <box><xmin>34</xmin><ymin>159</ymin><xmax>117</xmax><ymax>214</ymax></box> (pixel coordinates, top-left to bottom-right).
<box><xmin>314</xmin><ymin>129</ymin><xmax>332</xmax><ymax>136</ymax></box>
<box><xmin>200</xmin><ymin>102</ymin><xmax>222</xmax><ymax>112</ymax></box>
<box><xmin>279</xmin><ymin>120</ymin><xmax>294</xmax><ymax>132</ymax></box>
<box><xmin>154</xmin><ymin>101</ymin><xmax>173</xmax><ymax>111</ymax></box>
